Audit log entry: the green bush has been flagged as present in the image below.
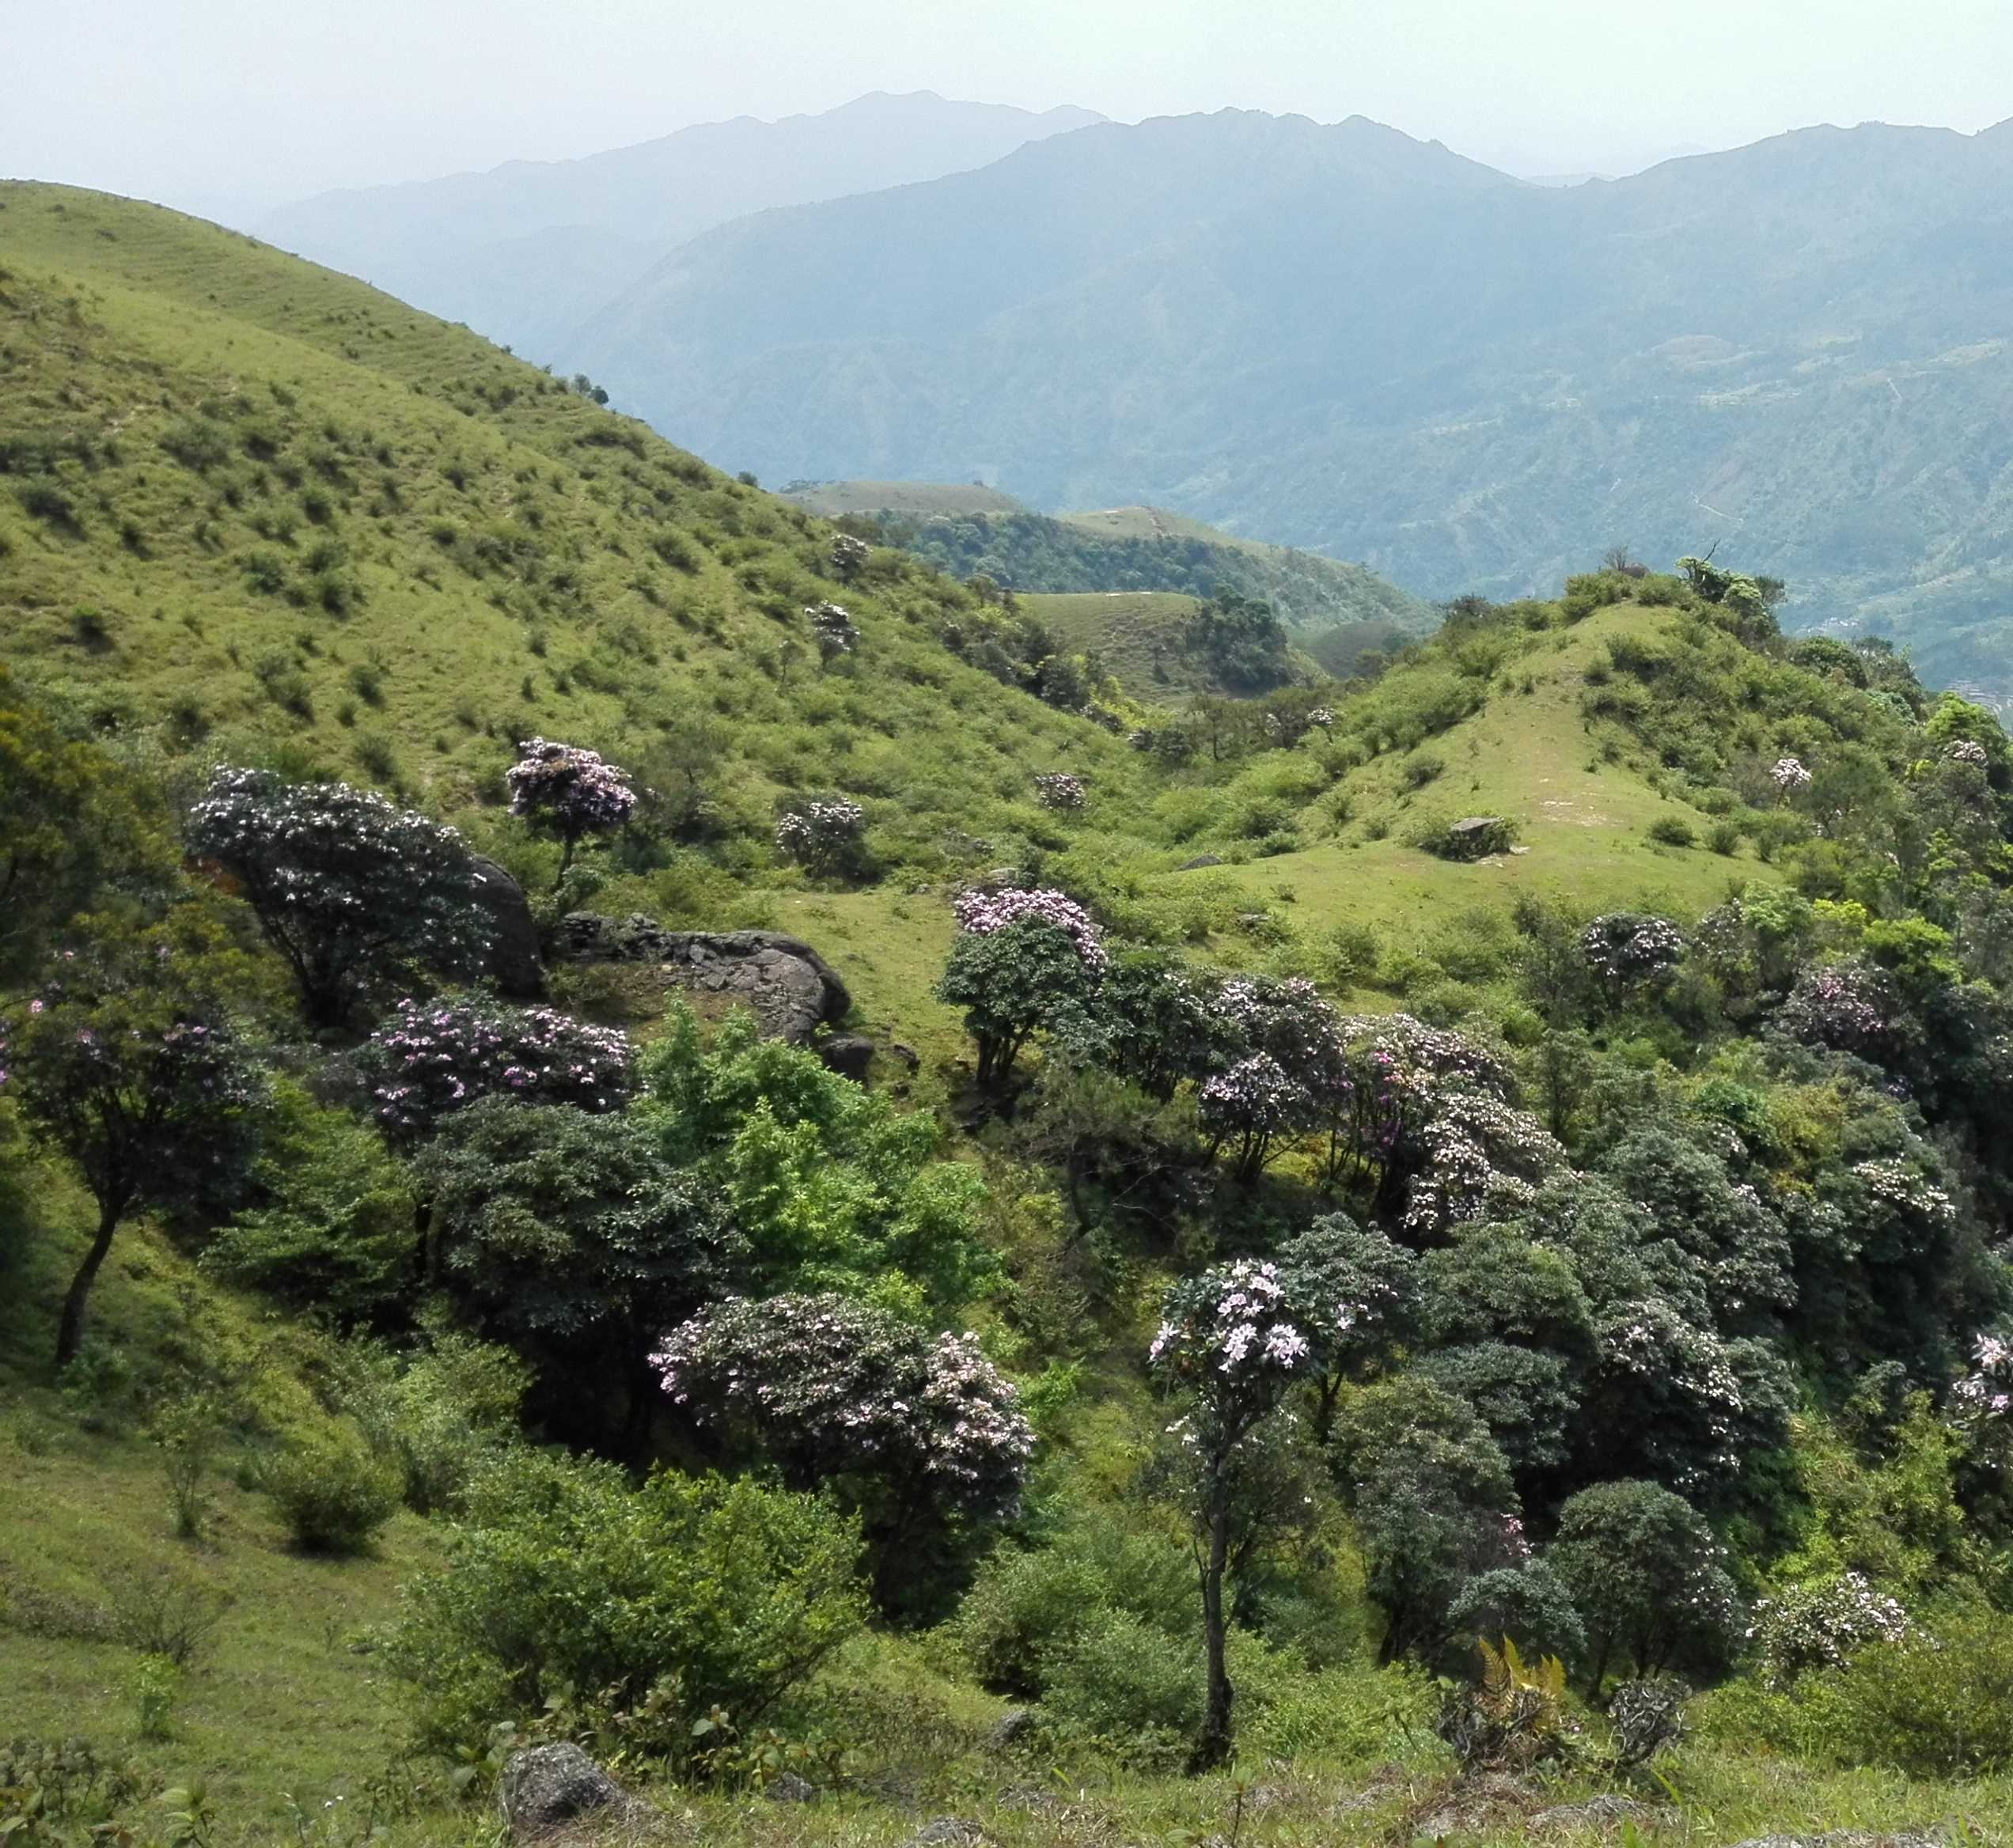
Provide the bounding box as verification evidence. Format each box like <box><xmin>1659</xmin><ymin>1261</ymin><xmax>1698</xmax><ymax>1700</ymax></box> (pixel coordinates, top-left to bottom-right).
<box><xmin>388</xmin><ymin>1449</ymin><xmax>866</xmax><ymax>1754</ymax></box>
<box><xmin>1647</xmin><ymin>814</ymin><xmax>1696</xmax><ymax>847</ymax></box>
<box><xmin>1038</xmin><ymin>1608</ymin><xmax>1200</xmax><ymax>1762</ymax></box>
<box><xmin>1796</xmin><ymin>1608</ymin><xmax>2013</xmax><ymax>1773</ymax></box>
<box><xmin>260</xmin><ymin>1426</ymin><xmax>401</xmax><ymax>1555</ymax></box>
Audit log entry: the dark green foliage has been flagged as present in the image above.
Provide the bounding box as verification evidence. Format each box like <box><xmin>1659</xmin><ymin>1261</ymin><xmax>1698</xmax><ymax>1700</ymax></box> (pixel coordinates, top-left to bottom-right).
<box><xmin>937</xmin><ymin>915</ymin><xmax>1097</xmax><ymax>1090</ymax></box>
<box><xmin>412</xmin><ymin>1096</ymin><xmax>730</xmax><ymax>1450</ymax></box>
<box><xmin>1551</xmin><ymin>1479</ymin><xmax>1741</xmax><ymax>1693</ymax></box>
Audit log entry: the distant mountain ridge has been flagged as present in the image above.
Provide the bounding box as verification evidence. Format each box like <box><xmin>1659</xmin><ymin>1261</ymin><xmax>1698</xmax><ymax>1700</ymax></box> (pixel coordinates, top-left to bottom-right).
<box><xmin>254</xmin><ymin>91</ymin><xmax>1104</xmax><ymax>360</ymax></box>
<box><xmin>568</xmin><ymin>108</ymin><xmax>2013</xmax><ymax>692</ymax></box>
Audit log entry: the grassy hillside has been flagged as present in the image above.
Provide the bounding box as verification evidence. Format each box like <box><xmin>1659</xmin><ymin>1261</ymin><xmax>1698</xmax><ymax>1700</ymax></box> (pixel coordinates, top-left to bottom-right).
<box><xmin>0</xmin><ymin>181</ymin><xmax>1154</xmax><ymax>901</ymax></box>
<box><xmin>15</xmin><ymin>184</ymin><xmax>2013</xmax><ymax>1848</ymax></box>
<box><xmin>574</xmin><ymin>110</ymin><xmax>2013</xmax><ymax>695</ymax></box>
<box><xmin>1021</xmin><ymin>590</ymin><xmax>1320</xmax><ymax>702</ymax></box>
<box><xmin>792</xmin><ymin>483</ymin><xmax>1436</xmax><ymax>633</ymax></box>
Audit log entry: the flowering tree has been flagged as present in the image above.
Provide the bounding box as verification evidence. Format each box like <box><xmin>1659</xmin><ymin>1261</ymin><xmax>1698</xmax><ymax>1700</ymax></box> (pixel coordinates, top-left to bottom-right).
<box><xmin>5</xmin><ymin>922</ymin><xmax>265</xmax><ymax>1366</ymax></box>
<box><xmin>1203</xmin><ymin>976</ymin><xmax>1351</xmax><ymax>1183</ymax></box>
<box><xmin>937</xmin><ymin>888</ymin><xmax>1105</xmax><ymax>1089</ymax></box>
<box><xmin>654</xmin><ymin>1293</ymin><xmax>1033</xmax><ymax>1615</ymax></box>
<box><xmin>360</xmin><ymin>994</ymin><xmax>632</xmax><ymax>1138</ymax></box>
<box><xmin>1033</xmin><ymin>772</ymin><xmax>1086</xmax><ymax>811</ymax></box>
<box><xmin>1771</xmin><ymin>755</ymin><xmax>1813</xmax><ymax>797</ymax></box>
<box><xmin>1148</xmin><ymin>1258</ymin><xmax>1321</xmax><ymax>1767</ymax></box>
<box><xmin>828</xmin><ymin>533</ymin><xmax>871</xmax><ymax>584</ymax></box>
<box><xmin>1579</xmin><ymin>912</ymin><xmax>1685</xmax><ymax>1008</ymax></box>
<box><xmin>774</xmin><ymin>798</ymin><xmax>866</xmax><ymax>879</ymax></box>
<box><xmin>505</xmin><ymin>737</ymin><xmax>637</xmax><ymax>884</ymax></box>
<box><xmin>187</xmin><ymin>767</ymin><xmax>495</xmax><ymax>1027</ymax></box>
<box><xmin>806</xmin><ymin>601</ymin><xmax>859</xmax><ymax>661</ymax></box>
<box><xmin>1776</xmin><ymin>960</ymin><xmax>1896</xmax><ymax>1064</ymax></box>
<box><xmin>1948</xmin><ymin>739</ymin><xmax>1990</xmax><ymax>767</ymax></box>
<box><xmin>1402</xmin><ymin>1093</ymin><xmax>1564</xmax><ymax>1240</ymax></box>
<box><xmin>1275</xmin><ymin>1214</ymin><xmax>1417</xmax><ymax>1438</ymax></box>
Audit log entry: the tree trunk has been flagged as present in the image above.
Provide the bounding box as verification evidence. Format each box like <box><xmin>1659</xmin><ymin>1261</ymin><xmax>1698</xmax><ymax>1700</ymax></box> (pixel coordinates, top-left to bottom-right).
<box><xmin>1192</xmin><ymin>1486</ymin><xmax>1234</xmax><ymax>1771</ymax></box>
<box><xmin>55</xmin><ymin>1198</ymin><xmax>123</xmax><ymax>1371</ymax></box>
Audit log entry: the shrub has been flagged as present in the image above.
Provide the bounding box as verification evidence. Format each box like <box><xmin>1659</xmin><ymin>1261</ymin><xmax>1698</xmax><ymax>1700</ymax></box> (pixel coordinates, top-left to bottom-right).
<box><xmin>129</xmin><ymin>1654</ymin><xmax>182</xmax><ymax>1740</ymax></box>
<box><xmin>186</xmin><ymin>767</ymin><xmax>495</xmax><ymax>1027</ymax></box>
<box><xmin>259</xmin><ymin>1426</ymin><xmax>401</xmax><ymax>1555</ymax></box>
<box><xmin>1039</xmin><ymin>1608</ymin><xmax>1200</xmax><ymax>1763</ymax></box>
<box><xmin>774</xmin><ymin>798</ymin><xmax>867</xmax><ymax>880</ymax></box>
<box><xmin>387</xmin><ymin>1449</ymin><xmax>866</xmax><ymax>1755</ymax></box>
<box><xmin>1647</xmin><ymin>814</ymin><xmax>1696</xmax><ymax>847</ymax></box>
<box><xmin>1798</xmin><ymin>1608</ymin><xmax>2013</xmax><ymax>1773</ymax></box>
<box><xmin>654</xmin><ymin>1293</ymin><xmax>1033</xmax><ymax>1618</ymax></box>
<box><xmin>359</xmin><ymin>995</ymin><xmax>632</xmax><ymax>1138</ymax></box>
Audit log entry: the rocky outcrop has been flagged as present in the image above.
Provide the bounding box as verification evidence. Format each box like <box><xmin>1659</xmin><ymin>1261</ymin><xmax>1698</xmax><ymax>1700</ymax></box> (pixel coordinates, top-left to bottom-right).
<box><xmin>469</xmin><ymin>857</ymin><xmax>543</xmax><ymax>998</ymax></box>
<box><xmin>817</xmin><ymin>1034</ymin><xmax>879</xmax><ymax>1082</ymax></box>
<box><xmin>556</xmin><ymin>915</ymin><xmax>850</xmax><ymax>1044</ymax></box>
<box><xmin>496</xmin><ymin>1744</ymin><xmax>633</xmax><ymax>1840</ymax></box>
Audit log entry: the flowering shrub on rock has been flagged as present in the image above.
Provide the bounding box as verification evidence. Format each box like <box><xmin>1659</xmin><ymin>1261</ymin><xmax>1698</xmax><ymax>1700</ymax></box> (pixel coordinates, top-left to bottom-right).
<box><xmin>506</xmin><ymin>737</ymin><xmax>636</xmax><ymax>882</ymax></box>
<box><xmin>1748</xmin><ymin>1572</ymin><xmax>1911</xmax><ymax>1687</ymax></box>
<box><xmin>1033</xmin><ymin>772</ymin><xmax>1086</xmax><ymax>811</ymax></box>
<box><xmin>654</xmin><ymin>1293</ymin><xmax>1033</xmax><ymax>1616</ymax></box>
<box><xmin>806</xmin><ymin>601</ymin><xmax>859</xmax><ymax>661</ymax></box>
<box><xmin>187</xmin><ymin>766</ymin><xmax>495</xmax><ymax>1025</ymax></box>
<box><xmin>774</xmin><ymin>798</ymin><xmax>866</xmax><ymax>879</ymax></box>
<box><xmin>362</xmin><ymin>994</ymin><xmax>632</xmax><ymax>1138</ymax></box>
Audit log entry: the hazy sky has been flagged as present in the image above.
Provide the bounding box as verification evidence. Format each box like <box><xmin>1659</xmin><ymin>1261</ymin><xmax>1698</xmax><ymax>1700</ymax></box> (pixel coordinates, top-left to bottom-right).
<box><xmin>9</xmin><ymin>0</ymin><xmax>2012</xmax><ymax>222</ymax></box>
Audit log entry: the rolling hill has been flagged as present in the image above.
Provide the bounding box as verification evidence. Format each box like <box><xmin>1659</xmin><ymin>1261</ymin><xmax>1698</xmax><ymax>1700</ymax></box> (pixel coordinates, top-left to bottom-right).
<box><xmin>567</xmin><ymin>108</ymin><xmax>2013</xmax><ymax>695</ymax></box>
<box><xmin>784</xmin><ymin>480</ymin><xmax>1437</xmax><ymax>632</ymax></box>
<box><xmin>0</xmin><ymin>179</ymin><xmax>1151</xmax><ymax>934</ymax></box>
<box><xmin>252</xmin><ymin>93</ymin><xmax>1103</xmax><ymax>362</ymax></box>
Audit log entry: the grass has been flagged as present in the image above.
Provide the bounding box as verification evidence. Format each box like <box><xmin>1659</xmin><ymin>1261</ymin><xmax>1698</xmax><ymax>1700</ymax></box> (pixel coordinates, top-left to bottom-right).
<box><xmin>782</xmin><ymin>481</ymin><xmax>1029</xmax><ymax>517</ymax></box>
<box><xmin>1022</xmin><ymin>590</ymin><xmax>1323</xmax><ymax>703</ymax></box>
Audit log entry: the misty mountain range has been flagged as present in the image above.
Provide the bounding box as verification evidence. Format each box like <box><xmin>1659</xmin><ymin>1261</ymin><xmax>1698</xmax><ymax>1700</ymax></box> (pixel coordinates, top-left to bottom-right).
<box><xmin>259</xmin><ymin>96</ymin><xmax>2013</xmax><ymax>691</ymax></box>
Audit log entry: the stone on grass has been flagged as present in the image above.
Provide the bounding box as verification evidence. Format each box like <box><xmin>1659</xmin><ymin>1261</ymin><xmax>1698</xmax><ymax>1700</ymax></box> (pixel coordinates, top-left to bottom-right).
<box><xmin>497</xmin><ymin>1744</ymin><xmax>631</xmax><ymax>1841</ymax></box>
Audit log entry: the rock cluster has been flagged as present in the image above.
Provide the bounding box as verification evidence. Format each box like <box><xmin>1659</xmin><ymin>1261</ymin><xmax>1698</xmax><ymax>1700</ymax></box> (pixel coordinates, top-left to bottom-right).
<box><xmin>556</xmin><ymin>915</ymin><xmax>851</xmax><ymax>1045</ymax></box>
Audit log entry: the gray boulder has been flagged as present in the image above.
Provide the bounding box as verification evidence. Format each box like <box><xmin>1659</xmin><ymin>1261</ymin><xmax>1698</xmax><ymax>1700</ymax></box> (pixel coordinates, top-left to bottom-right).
<box><xmin>496</xmin><ymin>1743</ymin><xmax>630</xmax><ymax>1841</ymax></box>
<box><xmin>764</xmin><ymin>1772</ymin><xmax>819</xmax><ymax>1804</ymax></box>
<box><xmin>468</xmin><ymin>857</ymin><xmax>542</xmax><ymax>998</ymax></box>
<box><xmin>904</xmin><ymin>1822</ymin><xmax>984</xmax><ymax>1847</ymax></box>
<box><xmin>987</xmin><ymin>1706</ymin><xmax>1035</xmax><ymax>1748</ymax></box>
<box><xmin>1177</xmin><ymin>854</ymin><xmax>1223</xmax><ymax>871</ymax></box>
<box><xmin>557</xmin><ymin>915</ymin><xmax>851</xmax><ymax>1044</ymax></box>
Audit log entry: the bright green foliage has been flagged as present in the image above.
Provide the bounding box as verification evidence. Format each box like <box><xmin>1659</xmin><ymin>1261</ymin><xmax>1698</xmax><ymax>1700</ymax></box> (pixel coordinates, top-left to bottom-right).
<box><xmin>645</xmin><ymin>1005</ymin><xmax>995</xmax><ymax>1308</ymax></box>
<box><xmin>388</xmin><ymin>1448</ymin><xmax>866</xmax><ymax>1753</ymax></box>
<box><xmin>257</xmin><ymin>1425</ymin><xmax>402</xmax><ymax>1555</ymax></box>
<box><xmin>199</xmin><ymin>1079</ymin><xmax>415</xmax><ymax>1322</ymax></box>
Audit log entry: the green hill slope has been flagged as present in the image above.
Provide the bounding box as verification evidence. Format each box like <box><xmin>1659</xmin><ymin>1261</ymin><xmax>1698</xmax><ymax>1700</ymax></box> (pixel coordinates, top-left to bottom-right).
<box><xmin>787</xmin><ymin>483</ymin><xmax>1436</xmax><ymax>632</ymax></box>
<box><xmin>573</xmin><ymin>110</ymin><xmax>2013</xmax><ymax>694</ymax></box>
<box><xmin>0</xmin><ymin>182</ymin><xmax>1150</xmax><ymax>892</ymax></box>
